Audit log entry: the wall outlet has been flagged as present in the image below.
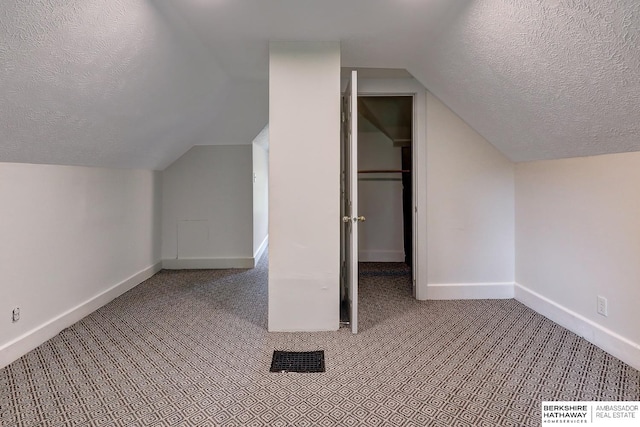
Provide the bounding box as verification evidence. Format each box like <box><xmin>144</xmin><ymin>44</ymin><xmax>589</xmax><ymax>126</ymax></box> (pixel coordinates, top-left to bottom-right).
<box><xmin>12</xmin><ymin>307</ymin><xmax>20</xmax><ymax>323</ymax></box>
<box><xmin>597</xmin><ymin>296</ymin><xmax>608</xmax><ymax>317</ymax></box>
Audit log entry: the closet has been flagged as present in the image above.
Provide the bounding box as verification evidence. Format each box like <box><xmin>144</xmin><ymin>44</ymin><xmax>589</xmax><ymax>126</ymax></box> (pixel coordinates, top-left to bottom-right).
<box><xmin>357</xmin><ymin>96</ymin><xmax>413</xmax><ymax>273</ymax></box>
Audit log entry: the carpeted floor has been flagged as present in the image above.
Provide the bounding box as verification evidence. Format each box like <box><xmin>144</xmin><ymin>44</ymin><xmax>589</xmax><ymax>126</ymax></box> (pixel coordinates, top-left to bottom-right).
<box><xmin>359</xmin><ymin>262</ymin><xmax>412</xmax><ymax>277</ymax></box>
<box><xmin>1</xmin><ymin>254</ymin><xmax>638</xmax><ymax>426</ymax></box>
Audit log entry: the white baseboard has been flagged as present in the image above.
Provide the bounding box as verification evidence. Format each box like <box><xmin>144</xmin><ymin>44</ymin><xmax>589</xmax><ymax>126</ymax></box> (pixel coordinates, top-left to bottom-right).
<box><xmin>358</xmin><ymin>250</ymin><xmax>405</xmax><ymax>262</ymax></box>
<box><xmin>163</xmin><ymin>257</ymin><xmax>255</xmax><ymax>269</ymax></box>
<box><xmin>515</xmin><ymin>283</ymin><xmax>640</xmax><ymax>371</ymax></box>
<box><xmin>427</xmin><ymin>282</ymin><xmax>514</xmax><ymax>300</ymax></box>
<box><xmin>254</xmin><ymin>235</ymin><xmax>269</xmax><ymax>262</ymax></box>
<box><xmin>0</xmin><ymin>261</ymin><xmax>162</xmax><ymax>369</ymax></box>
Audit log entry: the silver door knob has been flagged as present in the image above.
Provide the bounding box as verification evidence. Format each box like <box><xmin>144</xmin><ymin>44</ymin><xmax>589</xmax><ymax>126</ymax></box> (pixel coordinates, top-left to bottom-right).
<box><xmin>343</xmin><ymin>216</ymin><xmax>351</xmax><ymax>223</ymax></box>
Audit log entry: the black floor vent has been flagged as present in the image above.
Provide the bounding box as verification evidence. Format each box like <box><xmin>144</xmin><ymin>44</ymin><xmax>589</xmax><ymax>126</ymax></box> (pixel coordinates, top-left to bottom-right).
<box><xmin>270</xmin><ymin>351</ymin><xmax>325</xmax><ymax>373</ymax></box>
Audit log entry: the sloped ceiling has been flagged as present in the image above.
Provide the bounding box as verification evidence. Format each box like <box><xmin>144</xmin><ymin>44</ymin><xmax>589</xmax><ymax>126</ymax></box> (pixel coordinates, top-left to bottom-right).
<box><xmin>1</xmin><ymin>0</ymin><xmax>638</xmax><ymax>169</ymax></box>
<box><xmin>359</xmin><ymin>97</ymin><xmax>413</xmax><ymax>144</ymax></box>
<box><xmin>0</xmin><ymin>0</ymin><xmax>268</xmax><ymax>170</ymax></box>
<box><xmin>409</xmin><ymin>0</ymin><xmax>640</xmax><ymax>162</ymax></box>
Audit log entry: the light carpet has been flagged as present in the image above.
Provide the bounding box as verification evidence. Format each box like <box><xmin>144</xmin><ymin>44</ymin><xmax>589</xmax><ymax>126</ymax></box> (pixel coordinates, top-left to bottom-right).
<box><xmin>1</xmin><ymin>255</ymin><xmax>638</xmax><ymax>426</ymax></box>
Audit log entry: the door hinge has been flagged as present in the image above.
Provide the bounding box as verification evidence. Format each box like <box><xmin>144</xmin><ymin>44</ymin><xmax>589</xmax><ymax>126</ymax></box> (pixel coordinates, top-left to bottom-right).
<box><xmin>342</xmin><ymin>112</ymin><xmax>345</xmax><ymax>123</ymax></box>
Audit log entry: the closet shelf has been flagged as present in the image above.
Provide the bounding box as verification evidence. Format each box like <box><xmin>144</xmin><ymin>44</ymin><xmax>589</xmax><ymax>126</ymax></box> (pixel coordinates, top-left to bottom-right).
<box><xmin>357</xmin><ymin>169</ymin><xmax>411</xmax><ymax>174</ymax></box>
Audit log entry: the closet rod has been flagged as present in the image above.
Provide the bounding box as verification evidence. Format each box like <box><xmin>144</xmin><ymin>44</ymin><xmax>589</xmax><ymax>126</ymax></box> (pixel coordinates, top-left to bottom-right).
<box><xmin>358</xmin><ymin>169</ymin><xmax>411</xmax><ymax>174</ymax></box>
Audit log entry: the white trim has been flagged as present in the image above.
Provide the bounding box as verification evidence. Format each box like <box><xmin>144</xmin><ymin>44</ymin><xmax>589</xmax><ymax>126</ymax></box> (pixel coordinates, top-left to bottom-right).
<box><xmin>514</xmin><ymin>283</ymin><xmax>640</xmax><ymax>371</ymax></box>
<box><xmin>427</xmin><ymin>282</ymin><xmax>515</xmax><ymax>300</ymax></box>
<box><xmin>163</xmin><ymin>257</ymin><xmax>255</xmax><ymax>269</ymax></box>
<box><xmin>254</xmin><ymin>235</ymin><xmax>269</xmax><ymax>262</ymax></box>
<box><xmin>358</xmin><ymin>250</ymin><xmax>405</xmax><ymax>262</ymax></box>
<box><xmin>0</xmin><ymin>261</ymin><xmax>162</xmax><ymax>369</ymax></box>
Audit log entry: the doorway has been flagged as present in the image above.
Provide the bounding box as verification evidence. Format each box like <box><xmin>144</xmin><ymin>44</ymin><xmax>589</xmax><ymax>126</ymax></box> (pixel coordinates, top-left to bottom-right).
<box><xmin>357</xmin><ymin>96</ymin><xmax>414</xmax><ymax>309</ymax></box>
<box><xmin>340</xmin><ymin>88</ymin><xmax>416</xmax><ymax>331</ymax></box>
<box><xmin>357</xmin><ymin>96</ymin><xmax>413</xmax><ymax>268</ymax></box>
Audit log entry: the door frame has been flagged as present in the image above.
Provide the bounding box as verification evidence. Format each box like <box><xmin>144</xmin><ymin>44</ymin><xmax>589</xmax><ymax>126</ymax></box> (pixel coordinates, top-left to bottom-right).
<box><xmin>355</xmin><ymin>78</ymin><xmax>428</xmax><ymax>300</ymax></box>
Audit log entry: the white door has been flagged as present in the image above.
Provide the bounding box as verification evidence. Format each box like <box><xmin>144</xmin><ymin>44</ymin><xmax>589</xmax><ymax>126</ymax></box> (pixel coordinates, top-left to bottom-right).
<box><xmin>341</xmin><ymin>70</ymin><xmax>360</xmax><ymax>333</ymax></box>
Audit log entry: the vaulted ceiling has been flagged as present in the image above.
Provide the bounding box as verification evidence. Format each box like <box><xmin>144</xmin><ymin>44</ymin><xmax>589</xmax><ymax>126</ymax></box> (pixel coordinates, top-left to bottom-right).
<box><xmin>1</xmin><ymin>0</ymin><xmax>638</xmax><ymax>169</ymax></box>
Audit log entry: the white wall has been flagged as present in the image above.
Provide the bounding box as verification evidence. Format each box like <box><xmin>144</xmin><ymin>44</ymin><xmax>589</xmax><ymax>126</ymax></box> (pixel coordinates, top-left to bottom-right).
<box><xmin>0</xmin><ymin>163</ymin><xmax>161</xmax><ymax>368</ymax></box>
<box><xmin>161</xmin><ymin>145</ymin><xmax>254</xmax><ymax>268</ymax></box>
<box><xmin>515</xmin><ymin>153</ymin><xmax>640</xmax><ymax>369</ymax></box>
<box><xmin>426</xmin><ymin>92</ymin><xmax>515</xmax><ymax>298</ymax></box>
<box><xmin>268</xmin><ymin>41</ymin><xmax>340</xmax><ymax>331</ymax></box>
<box><xmin>252</xmin><ymin>126</ymin><xmax>269</xmax><ymax>260</ymax></box>
<box><xmin>358</xmin><ymin>130</ymin><xmax>404</xmax><ymax>262</ymax></box>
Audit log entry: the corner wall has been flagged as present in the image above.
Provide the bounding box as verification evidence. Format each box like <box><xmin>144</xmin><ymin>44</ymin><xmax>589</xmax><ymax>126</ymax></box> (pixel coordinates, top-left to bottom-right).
<box><xmin>515</xmin><ymin>152</ymin><xmax>640</xmax><ymax>369</ymax></box>
<box><xmin>0</xmin><ymin>163</ymin><xmax>161</xmax><ymax>368</ymax></box>
<box><xmin>161</xmin><ymin>145</ymin><xmax>254</xmax><ymax>268</ymax></box>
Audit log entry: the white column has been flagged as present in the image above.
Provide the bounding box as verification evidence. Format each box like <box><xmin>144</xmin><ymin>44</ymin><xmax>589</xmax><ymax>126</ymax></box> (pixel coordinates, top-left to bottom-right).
<box><xmin>268</xmin><ymin>41</ymin><xmax>341</xmax><ymax>331</ymax></box>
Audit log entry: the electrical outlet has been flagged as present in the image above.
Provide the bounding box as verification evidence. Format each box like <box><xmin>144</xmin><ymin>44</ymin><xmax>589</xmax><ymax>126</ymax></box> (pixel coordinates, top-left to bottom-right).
<box><xmin>12</xmin><ymin>307</ymin><xmax>20</xmax><ymax>323</ymax></box>
<box><xmin>597</xmin><ymin>296</ymin><xmax>608</xmax><ymax>317</ymax></box>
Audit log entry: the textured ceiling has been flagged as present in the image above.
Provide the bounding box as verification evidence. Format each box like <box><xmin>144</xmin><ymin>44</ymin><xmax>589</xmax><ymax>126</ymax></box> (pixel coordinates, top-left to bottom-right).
<box><xmin>409</xmin><ymin>0</ymin><xmax>640</xmax><ymax>162</ymax></box>
<box><xmin>1</xmin><ymin>0</ymin><xmax>638</xmax><ymax>169</ymax></box>
<box><xmin>0</xmin><ymin>0</ymin><xmax>268</xmax><ymax>169</ymax></box>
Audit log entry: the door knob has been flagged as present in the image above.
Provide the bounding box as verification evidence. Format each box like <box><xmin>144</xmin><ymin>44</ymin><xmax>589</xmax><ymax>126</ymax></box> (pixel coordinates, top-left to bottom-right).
<box><xmin>343</xmin><ymin>216</ymin><xmax>351</xmax><ymax>223</ymax></box>
<box><xmin>355</xmin><ymin>216</ymin><xmax>366</xmax><ymax>222</ymax></box>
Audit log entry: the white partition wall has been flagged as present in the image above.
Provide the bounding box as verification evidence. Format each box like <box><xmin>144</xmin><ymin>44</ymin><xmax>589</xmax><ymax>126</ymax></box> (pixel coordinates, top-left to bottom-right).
<box><xmin>268</xmin><ymin>41</ymin><xmax>341</xmax><ymax>331</ymax></box>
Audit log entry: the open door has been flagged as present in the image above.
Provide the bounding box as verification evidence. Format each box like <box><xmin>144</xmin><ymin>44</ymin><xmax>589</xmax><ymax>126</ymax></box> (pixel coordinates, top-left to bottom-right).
<box><xmin>340</xmin><ymin>70</ymin><xmax>360</xmax><ymax>333</ymax></box>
